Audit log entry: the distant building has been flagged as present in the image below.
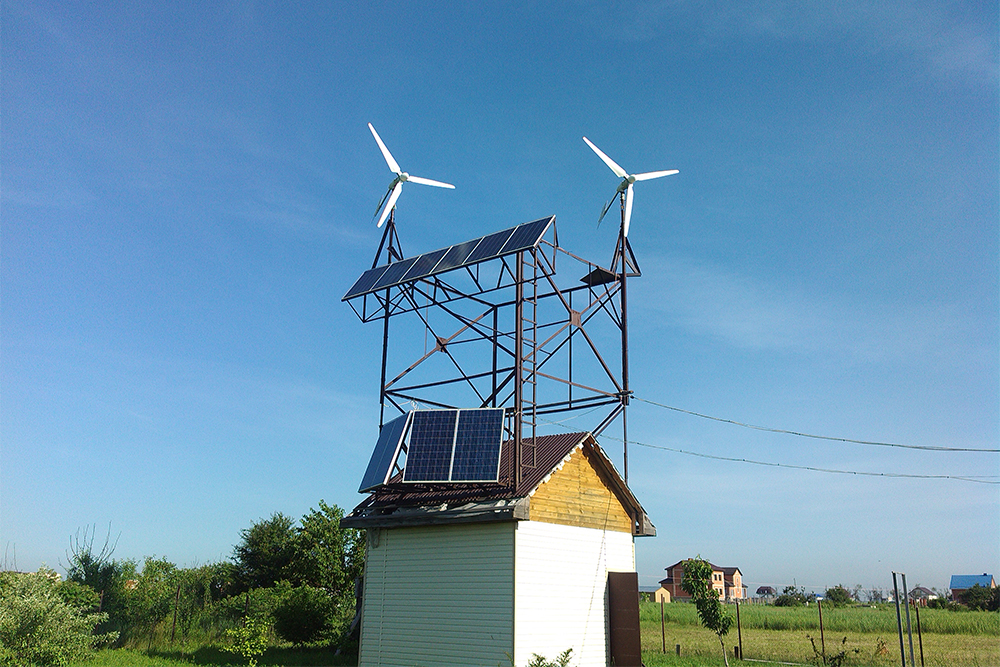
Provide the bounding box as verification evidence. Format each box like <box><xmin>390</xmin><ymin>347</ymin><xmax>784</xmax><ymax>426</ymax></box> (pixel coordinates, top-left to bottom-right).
<box><xmin>908</xmin><ymin>586</ymin><xmax>937</xmax><ymax>605</ymax></box>
<box><xmin>949</xmin><ymin>574</ymin><xmax>996</xmax><ymax>600</ymax></box>
<box><xmin>756</xmin><ymin>585</ymin><xmax>777</xmax><ymax>599</ymax></box>
<box><xmin>659</xmin><ymin>560</ymin><xmax>746</xmax><ymax>601</ymax></box>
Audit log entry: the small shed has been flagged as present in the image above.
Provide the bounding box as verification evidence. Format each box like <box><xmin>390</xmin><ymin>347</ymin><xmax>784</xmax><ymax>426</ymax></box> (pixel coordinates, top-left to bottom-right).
<box><xmin>342</xmin><ymin>431</ymin><xmax>655</xmax><ymax>667</ymax></box>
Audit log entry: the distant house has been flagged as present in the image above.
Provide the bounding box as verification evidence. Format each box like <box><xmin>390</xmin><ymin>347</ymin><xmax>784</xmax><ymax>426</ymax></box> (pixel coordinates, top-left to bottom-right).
<box><xmin>908</xmin><ymin>586</ymin><xmax>938</xmax><ymax>605</ymax></box>
<box><xmin>949</xmin><ymin>574</ymin><xmax>996</xmax><ymax>600</ymax></box>
<box><xmin>756</xmin><ymin>585</ymin><xmax>777</xmax><ymax>599</ymax></box>
<box><xmin>659</xmin><ymin>560</ymin><xmax>746</xmax><ymax>601</ymax></box>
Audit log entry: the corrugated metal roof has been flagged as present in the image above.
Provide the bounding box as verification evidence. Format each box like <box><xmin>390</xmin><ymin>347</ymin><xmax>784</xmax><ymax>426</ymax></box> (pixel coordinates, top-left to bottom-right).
<box><xmin>343</xmin><ymin>431</ymin><xmax>655</xmax><ymax>535</ymax></box>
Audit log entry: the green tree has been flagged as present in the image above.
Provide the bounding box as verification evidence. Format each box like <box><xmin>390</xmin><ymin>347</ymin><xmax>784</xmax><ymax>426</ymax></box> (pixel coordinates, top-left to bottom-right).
<box><xmin>272</xmin><ymin>585</ymin><xmax>334</xmax><ymax>645</ymax></box>
<box><xmin>123</xmin><ymin>557</ymin><xmax>177</xmax><ymax>646</ymax></box>
<box><xmin>775</xmin><ymin>585</ymin><xmax>809</xmax><ymax>607</ymax></box>
<box><xmin>680</xmin><ymin>558</ymin><xmax>733</xmax><ymax>667</ymax></box>
<box><xmin>0</xmin><ymin>568</ymin><xmax>117</xmax><ymax>666</ymax></box>
<box><xmin>958</xmin><ymin>584</ymin><xmax>999</xmax><ymax>611</ymax></box>
<box><xmin>824</xmin><ymin>585</ymin><xmax>854</xmax><ymax>606</ymax></box>
<box><xmin>232</xmin><ymin>513</ymin><xmax>297</xmax><ymax>593</ymax></box>
<box><xmin>292</xmin><ymin>501</ymin><xmax>365</xmax><ymax>596</ymax></box>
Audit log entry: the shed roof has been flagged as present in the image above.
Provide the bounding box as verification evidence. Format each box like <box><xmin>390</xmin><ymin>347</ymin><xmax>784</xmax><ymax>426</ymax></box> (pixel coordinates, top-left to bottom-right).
<box><xmin>342</xmin><ymin>431</ymin><xmax>654</xmax><ymax>536</ymax></box>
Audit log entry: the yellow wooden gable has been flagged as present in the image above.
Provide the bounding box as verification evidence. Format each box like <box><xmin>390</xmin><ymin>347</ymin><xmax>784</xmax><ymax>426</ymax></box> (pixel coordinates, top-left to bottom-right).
<box><xmin>527</xmin><ymin>444</ymin><xmax>633</xmax><ymax>533</ymax></box>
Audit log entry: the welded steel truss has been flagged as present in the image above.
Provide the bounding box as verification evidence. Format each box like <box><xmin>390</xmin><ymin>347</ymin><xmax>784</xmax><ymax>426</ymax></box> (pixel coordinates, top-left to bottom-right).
<box><xmin>345</xmin><ymin>207</ymin><xmax>640</xmax><ymax>485</ymax></box>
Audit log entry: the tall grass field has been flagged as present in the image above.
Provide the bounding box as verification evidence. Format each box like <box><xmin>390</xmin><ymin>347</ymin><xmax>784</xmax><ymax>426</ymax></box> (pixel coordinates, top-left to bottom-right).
<box><xmin>640</xmin><ymin>601</ymin><xmax>999</xmax><ymax>667</ymax></box>
<box><xmin>70</xmin><ymin>602</ymin><xmax>999</xmax><ymax>667</ymax></box>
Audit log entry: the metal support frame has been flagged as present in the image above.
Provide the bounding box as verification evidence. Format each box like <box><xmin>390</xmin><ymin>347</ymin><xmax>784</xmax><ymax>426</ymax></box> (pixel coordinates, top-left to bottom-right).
<box><xmin>346</xmin><ymin>213</ymin><xmax>637</xmax><ymax>486</ymax></box>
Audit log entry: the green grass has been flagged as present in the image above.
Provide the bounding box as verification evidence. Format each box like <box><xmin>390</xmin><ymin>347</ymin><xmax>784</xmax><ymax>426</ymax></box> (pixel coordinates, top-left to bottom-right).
<box><xmin>72</xmin><ymin>604</ymin><xmax>998</xmax><ymax>667</ymax></box>
<box><xmin>640</xmin><ymin>601</ymin><xmax>1000</xmax><ymax>667</ymax></box>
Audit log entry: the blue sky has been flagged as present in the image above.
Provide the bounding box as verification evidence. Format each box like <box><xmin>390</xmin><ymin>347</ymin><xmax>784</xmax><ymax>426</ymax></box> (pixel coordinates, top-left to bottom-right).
<box><xmin>3</xmin><ymin>1</ymin><xmax>997</xmax><ymax>594</ymax></box>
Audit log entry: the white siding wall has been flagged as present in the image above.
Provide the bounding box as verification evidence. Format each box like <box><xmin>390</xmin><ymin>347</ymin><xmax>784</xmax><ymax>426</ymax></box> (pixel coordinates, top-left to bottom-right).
<box><xmin>513</xmin><ymin>521</ymin><xmax>635</xmax><ymax>667</ymax></box>
<box><xmin>360</xmin><ymin>522</ymin><xmax>515</xmax><ymax>667</ymax></box>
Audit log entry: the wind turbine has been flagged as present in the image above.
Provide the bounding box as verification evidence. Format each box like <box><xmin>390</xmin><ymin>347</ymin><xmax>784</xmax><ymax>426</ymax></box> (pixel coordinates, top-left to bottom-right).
<box><xmin>369</xmin><ymin>122</ymin><xmax>455</xmax><ymax>228</ymax></box>
<box><xmin>582</xmin><ymin>136</ymin><xmax>677</xmax><ymax>238</ymax></box>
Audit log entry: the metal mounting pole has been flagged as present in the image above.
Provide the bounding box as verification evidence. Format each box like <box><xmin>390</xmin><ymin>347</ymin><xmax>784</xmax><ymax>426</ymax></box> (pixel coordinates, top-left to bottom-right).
<box><xmin>620</xmin><ymin>196</ymin><xmax>630</xmax><ymax>484</ymax></box>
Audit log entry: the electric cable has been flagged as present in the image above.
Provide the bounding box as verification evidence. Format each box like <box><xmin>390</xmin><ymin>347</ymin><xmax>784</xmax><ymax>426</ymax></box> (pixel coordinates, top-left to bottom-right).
<box><xmin>535</xmin><ymin>416</ymin><xmax>1000</xmax><ymax>485</ymax></box>
<box><xmin>632</xmin><ymin>396</ymin><xmax>999</xmax><ymax>453</ymax></box>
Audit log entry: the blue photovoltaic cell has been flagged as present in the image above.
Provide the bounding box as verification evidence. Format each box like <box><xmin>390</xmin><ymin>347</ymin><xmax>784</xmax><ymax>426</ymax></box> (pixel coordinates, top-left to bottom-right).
<box><xmin>431</xmin><ymin>238</ymin><xmax>482</xmax><ymax>275</ymax></box>
<box><xmin>403</xmin><ymin>410</ymin><xmax>458</xmax><ymax>483</ymax></box>
<box><xmin>343</xmin><ymin>265</ymin><xmax>390</xmax><ymax>300</ymax></box>
<box><xmin>371</xmin><ymin>256</ymin><xmax>419</xmax><ymax>291</ymax></box>
<box><xmin>451</xmin><ymin>409</ymin><xmax>504</xmax><ymax>482</ymax></box>
<box><xmin>500</xmin><ymin>217</ymin><xmax>552</xmax><ymax>255</ymax></box>
<box><xmin>358</xmin><ymin>413</ymin><xmax>411</xmax><ymax>493</ymax></box>
<box><xmin>400</xmin><ymin>247</ymin><xmax>448</xmax><ymax>284</ymax></box>
<box><xmin>342</xmin><ymin>216</ymin><xmax>555</xmax><ymax>301</ymax></box>
<box><xmin>465</xmin><ymin>229</ymin><xmax>516</xmax><ymax>265</ymax></box>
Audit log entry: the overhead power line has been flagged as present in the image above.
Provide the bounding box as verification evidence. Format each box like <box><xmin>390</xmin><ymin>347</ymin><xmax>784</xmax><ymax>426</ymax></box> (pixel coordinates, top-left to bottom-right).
<box><xmin>632</xmin><ymin>396</ymin><xmax>999</xmax><ymax>453</ymax></box>
<box><xmin>535</xmin><ymin>417</ymin><xmax>1000</xmax><ymax>485</ymax></box>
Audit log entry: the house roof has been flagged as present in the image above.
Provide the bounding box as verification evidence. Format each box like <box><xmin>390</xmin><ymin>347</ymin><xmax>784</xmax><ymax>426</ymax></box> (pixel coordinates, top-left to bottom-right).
<box><xmin>341</xmin><ymin>431</ymin><xmax>654</xmax><ymax>536</ymax></box>
<box><xmin>949</xmin><ymin>574</ymin><xmax>995</xmax><ymax>590</ymax></box>
<box><xmin>658</xmin><ymin>560</ymin><xmax>742</xmax><ymax>587</ymax></box>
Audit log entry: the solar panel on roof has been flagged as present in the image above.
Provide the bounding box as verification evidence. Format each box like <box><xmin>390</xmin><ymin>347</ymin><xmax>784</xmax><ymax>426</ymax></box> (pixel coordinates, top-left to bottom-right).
<box><xmin>403</xmin><ymin>410</ymin><xmax>458</xmax><ymax>483</ymax></box>
<box><xmin>465</xmin><ymin>229</ymin><xmax>516</xmax><ymax>265</ymax></box>
<box><xmin>358</xmin><ymin>413</ymin><xmax>411</xmax><ymax>493</ymax></box>
<box><xmin>342</xmin><ymin>216</ymin><xmax>555</xmax><ymax>301</ymax></box>
<box><xmin>450</xmin><ymin>408</ymin><xmax>504</xmax><ymax>482</ymax></box>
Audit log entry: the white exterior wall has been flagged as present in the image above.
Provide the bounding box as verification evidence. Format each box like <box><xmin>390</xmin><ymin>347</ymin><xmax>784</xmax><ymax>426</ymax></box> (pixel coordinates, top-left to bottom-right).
<box><xmin>360</xmin><ymin>522</ymin><xmax>515</xmax><ymax>667</ymax></box>
<box><xmin>513</xmin><ymin>521</ymin><xmax>635</xmax><ymax>667</ymax></box>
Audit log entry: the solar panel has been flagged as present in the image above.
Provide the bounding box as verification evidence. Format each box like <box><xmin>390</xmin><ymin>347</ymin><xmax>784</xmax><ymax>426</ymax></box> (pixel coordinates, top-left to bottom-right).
<box><xmin>371</xmin><ymin>256</ymin><xmax>419</xmax><ymax>291</ymax></box>
<box><xmin>358</xmin><ymin>413</ymin><xmax>411</xmax><ymax>493</ymax></box>
<box><xmin>344</xmin><ymin>265</ymin><xmax>390</xmax><ymax>300</ymax></box>
<box><xmin>402</xmin><ymin>410</ymin><xmax>458</xmax><ymax>483</ymax></box>
<box><xmin>465</xmin><ymin>228</ymin><xmax>516</xmax><ymax>265</ymax></box>
<box><xmin>431</xmin><ymin>238</ymin><xmax>483</xmax><ymax>275</ymax></box>
<box><xmin>450</xmin><ymin>409</ymin><xmax>505</xmax><ymax>482</ymax></box>
<box><xmin>501</xmin><ymin>217</ymin><xmax>553</xmax><ymax>254</ymax></box>
<box><xmin>400</xmin><ymin>247</ymin><xmax>448</xmax><ymax>284</ymax></box>
<box><xmin>342</xmin><ymin>216</ymin><xmax>555</xmax><ymax>301</ymax></box>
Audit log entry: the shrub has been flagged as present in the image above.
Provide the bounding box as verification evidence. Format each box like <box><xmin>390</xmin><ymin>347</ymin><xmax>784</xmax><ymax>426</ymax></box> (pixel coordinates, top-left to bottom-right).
<box><xmin>825</xmin><ymin>585</ymin><xmax>854</xmax><ymax>606</ymax></box>
<box><xmin>222</xmin><ymin>616</ymin><xmax>270</xmax><ymax>667</ymax></box>
<box><xmin>272</xmin><ymin>585</ymin><xmax>333</xmax><ymax>645</ymax></box>
<box><xmin>0</xmin><ymin>568</ymin><xmax>117</xmax><ymax>666</ymax></box>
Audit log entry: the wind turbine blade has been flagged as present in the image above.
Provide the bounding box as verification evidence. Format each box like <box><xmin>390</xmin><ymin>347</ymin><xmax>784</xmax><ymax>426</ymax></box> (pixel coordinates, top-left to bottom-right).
<box><xmin>633</xmin><ymin>169</ymin><xmax>679</xmax><ymax>181</ymax></box>
<box><xmin>368</xmin><ymin>123</ymin><xmax>401</xmax><ymax>174</ymax></box>
<box><xmin>406</xmin><ymin>175</ymin><xmax>456</xmax><ymax>189</ymax></box>
<box><xmin>623</xmin><ymin>183</ymin><xmax>634</xmax><ymax>238</ymax></box>
<box><xmin>377</xmin><ymin>183</ymin><xmax>403</xmax><ymax>228</ymax></box>
<box><xmin>598</xmin><ymin>198</ymin><xmax>615</xmax><ymax>225</ymax></box>
<box><xmin>583</xmin><ymin>137</ymin><xmax>628</xmax><ymax>179</ymax></box>
<box><xmin>372</xmin><ymin>186</ymin><xmax>393</xmax><ymax>222</ymax></box>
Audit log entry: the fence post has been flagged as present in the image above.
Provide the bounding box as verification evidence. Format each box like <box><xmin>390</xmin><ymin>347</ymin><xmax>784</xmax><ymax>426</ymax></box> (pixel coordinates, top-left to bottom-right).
<box><xmin>170</xmin><ymin>583</ymin><xmax>181</xmax><ymax>643</ymax></box>
<box><xmin>914</xmin><ymin>600</ymin><xmax>925</xmax><ymax>667</ymax></box>
<box><xmin>893</xmin><ymin>572</ymin><xmax>906</xmax><ymax>667</ymax></box>
<box><xmin>736</xmin><ymin>598</ymin><xmax>743</xmax><ymax>661</ymax></box>
<box><xmin>902</xmin><ymin>573</ymin><xmax>915</xmax><ymax>667</ymax></box>
<box><xmin>817</xmin><ymin>599</ymin><xmax>826</xmax><ymax>662</ymax></box>
<box><xmin>660</xmin><ymin>599</ymin><xmax>666</xmax><ymax>654</ymax></box>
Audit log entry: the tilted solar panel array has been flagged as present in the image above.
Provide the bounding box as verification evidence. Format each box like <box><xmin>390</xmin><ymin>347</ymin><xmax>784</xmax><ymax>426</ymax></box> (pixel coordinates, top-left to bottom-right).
<box><xmin>403</xmin><ymin>408</ymin><xmax>505</xmax><ymax>484</ymax></box>
<box><xmin>343</xmin><ymin>216</ymin><xmax>554</xmax><ymax>301</ymax></box>
<box><xmin>357</xmin><ymin>412</ymin><xmax>411</xmax><ymax>493</ymax></box>
<box><xmin>357</xmin><ymin>408</ymin><xmax>506</xmax><ymax>492</ymax></box>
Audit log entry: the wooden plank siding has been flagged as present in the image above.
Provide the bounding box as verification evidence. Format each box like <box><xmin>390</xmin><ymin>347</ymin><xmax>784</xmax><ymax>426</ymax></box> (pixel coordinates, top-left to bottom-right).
<box><xmin>514</xmin><ymin>521</ymin><xmax>635</xmax><ymax>667</ymax></box>
<box><xmin>528</xmin><ymin>445</ymin><xmax>633</xmax><ymax>533</ymax></box>
<box><xmin>359</xmin><ymin>522</ymin><xmax>515</xmax><ymax>667</ymax></box>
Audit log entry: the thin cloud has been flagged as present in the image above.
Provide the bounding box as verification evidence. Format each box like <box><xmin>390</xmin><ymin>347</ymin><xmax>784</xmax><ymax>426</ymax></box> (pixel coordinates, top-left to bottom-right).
<box><xmin>582</xmin><ymin>0</ymin><xmax>997</xmax><ymax>86</ymax></box>
<box><xmin>638</xmin><ymin>256</ymin><xmax>979</xmax><ymax>367</ymax></box>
